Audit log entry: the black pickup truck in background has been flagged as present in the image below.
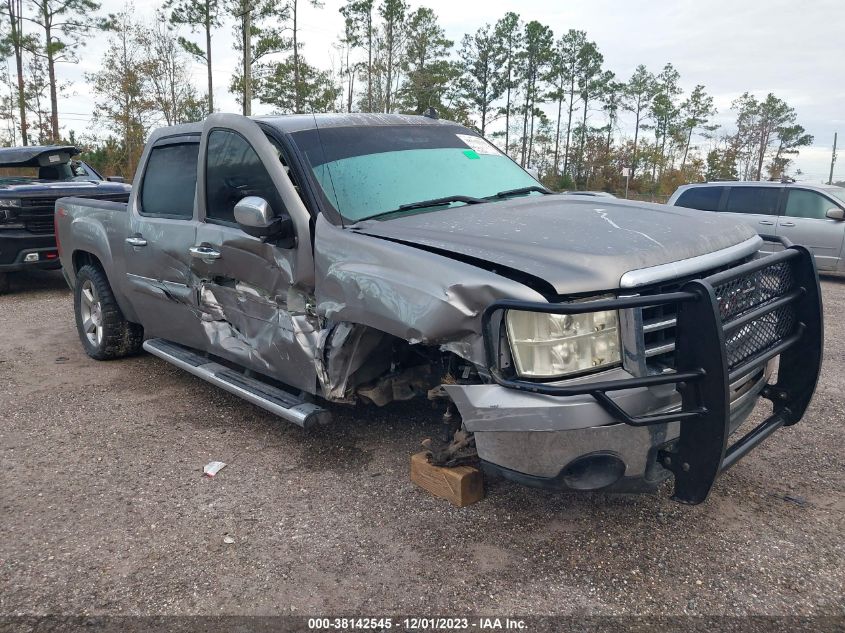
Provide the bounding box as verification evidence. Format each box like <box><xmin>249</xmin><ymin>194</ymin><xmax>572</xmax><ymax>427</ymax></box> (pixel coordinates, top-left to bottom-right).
<box><xmin>0</xmin><ymin>145</ymin><xmax>130</xmax><ymax>293</ymax></box>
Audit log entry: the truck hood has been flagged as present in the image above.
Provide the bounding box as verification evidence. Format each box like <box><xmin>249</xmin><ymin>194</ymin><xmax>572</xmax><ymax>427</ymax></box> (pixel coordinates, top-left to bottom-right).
<box><xmin>353</xmin><ymin>195</ymin><xmax>758</xmax><ymax>295</ymax></box>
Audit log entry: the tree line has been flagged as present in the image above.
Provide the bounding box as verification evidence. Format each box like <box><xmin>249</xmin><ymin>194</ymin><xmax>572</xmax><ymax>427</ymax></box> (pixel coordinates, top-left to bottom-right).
<box><xmin>0</xmin><ymin>0</ymin><xmax>814</xmax><ymax>194</ymax></box>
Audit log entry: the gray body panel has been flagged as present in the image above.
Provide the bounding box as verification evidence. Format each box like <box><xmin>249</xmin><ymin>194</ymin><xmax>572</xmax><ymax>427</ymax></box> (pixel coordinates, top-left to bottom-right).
<box><xmin>57</xmin><ymin>113</ymin><xmax>783</xmax><ymax>490</ymax></box>
<box><xmin>56</xmin><ymin>198</ymin><xmax>139</xmax><ymax>322</ymax></box>
<box><xmin>354</xmin><ymin>196</ymin><xmax>757</xmax><ymax>294</ymax></box>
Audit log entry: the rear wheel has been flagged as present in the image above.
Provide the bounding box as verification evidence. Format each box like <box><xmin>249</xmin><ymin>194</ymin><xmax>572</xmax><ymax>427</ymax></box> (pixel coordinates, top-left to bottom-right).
<box><xmin>74</xmin><ymin>264</ymin><xmax>143</xmax><ymax>360</ymax></box>
<box><xmin>0</xmin><ymin>273</ymin><xmax>9</xmax><ymax>294</ymax></box>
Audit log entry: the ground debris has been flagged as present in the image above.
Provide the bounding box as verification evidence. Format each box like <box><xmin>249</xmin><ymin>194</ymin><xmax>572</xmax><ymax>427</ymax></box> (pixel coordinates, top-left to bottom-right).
<box><xmin>203</xmin><ymin>461</ymin><xmax>227</xmax><ymax>478</ymax></box>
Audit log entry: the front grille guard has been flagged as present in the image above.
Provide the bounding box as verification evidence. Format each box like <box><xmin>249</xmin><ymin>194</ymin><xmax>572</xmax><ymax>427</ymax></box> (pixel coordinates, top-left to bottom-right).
<box><xmin>481</xmin><ymin>241</ymin><xmax>823</xmax><ymax>504</ymax></box>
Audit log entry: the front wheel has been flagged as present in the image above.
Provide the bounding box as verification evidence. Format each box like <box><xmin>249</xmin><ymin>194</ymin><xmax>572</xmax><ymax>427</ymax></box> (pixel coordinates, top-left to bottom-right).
<box><xmin>0</xmin><ymin>272</ymin><xmax>10</xmax><ymax>294</ymax></box>
<box><xmin>74</xmin><ymin>264</ymin><xmax>143</xmax><ymax>360</ymax></box>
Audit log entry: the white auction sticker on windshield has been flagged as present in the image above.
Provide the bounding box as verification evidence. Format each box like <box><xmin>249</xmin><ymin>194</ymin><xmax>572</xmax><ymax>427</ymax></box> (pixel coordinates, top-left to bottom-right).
<box><xmin>48</xmin><ymin>154</ymin><xmax>61</xmax><ymax>163</ymax></box>
<box><xmin>456</xmin><ymin>134</ymin><xmax>498</xmax><ymax>155</ymax></box>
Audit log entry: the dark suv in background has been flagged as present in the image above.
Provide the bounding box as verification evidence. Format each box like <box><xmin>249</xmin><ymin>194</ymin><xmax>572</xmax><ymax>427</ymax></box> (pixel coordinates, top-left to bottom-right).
<box><xmin>668</xmin><ymin>181</ymin><xmax>845</xmax><ymax>272</ymax></box>
<box><xmin>0</xmin><ymin>145</ymin><xmax>130</xmax><ymax>293</ymax></box>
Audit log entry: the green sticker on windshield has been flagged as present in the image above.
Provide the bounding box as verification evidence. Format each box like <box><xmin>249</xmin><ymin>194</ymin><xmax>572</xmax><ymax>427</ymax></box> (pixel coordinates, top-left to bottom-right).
<box><xmin>463</xmin><ymin>149</ymin><xmax>480</xmax><ymax>160</ymax></box>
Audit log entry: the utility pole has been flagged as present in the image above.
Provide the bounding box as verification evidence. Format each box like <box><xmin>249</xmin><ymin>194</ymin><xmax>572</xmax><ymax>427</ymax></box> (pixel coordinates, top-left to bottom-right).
<box><xmin>242</xmin><ymin>1</ymin><xmax>252</xmax><ymax>116</ymax></box>
<box><xmin>829</xmin><ymin>132</ymin><xmax>838</xmax><ymax>185</ymax></box>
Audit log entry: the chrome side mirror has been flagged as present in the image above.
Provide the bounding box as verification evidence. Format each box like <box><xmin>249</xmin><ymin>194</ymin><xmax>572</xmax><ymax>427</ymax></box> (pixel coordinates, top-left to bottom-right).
<box><xmin>825</xmin><ymin>207</ymin><xmax>845</xmax><ymax>221</ymax></box>
<box><xmin>234</xmin><ymin>196</ymin><xmax>274</xmax><ymax>228</ymax></box>
<box><xmin>234</xmin><ymin>195</ymin><xmax>296</xmax><ymax>247</ymax></box>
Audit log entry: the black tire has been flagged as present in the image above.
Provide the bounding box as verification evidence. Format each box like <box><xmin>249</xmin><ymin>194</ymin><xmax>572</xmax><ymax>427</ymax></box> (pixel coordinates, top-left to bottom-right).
<box><xmin>0</xmin><ymin>272</ymin><xmax>9</xmax><ymax>294</ymax></box>
<box><xmin>74</xmin><ymin>264</ymin><xmax>144</xmax><ymax>360</ymax></box>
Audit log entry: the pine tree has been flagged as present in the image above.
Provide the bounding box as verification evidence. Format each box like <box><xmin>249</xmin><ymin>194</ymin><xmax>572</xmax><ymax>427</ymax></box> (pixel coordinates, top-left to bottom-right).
<box><xmin>678</xmin><ymin>84</ymin><xmax>716</xmax><ymax>170</ymax></box>
<box><xmin>400</xmin><ymin>7</ymin><xmax>452</xmax><ymax>115</ymax></box>
<box><xmin>458</xmin><ymin>23</ymin><xmax>503</xmax><ymax>136</ymax></box>
<box><xmin>649</xmin><ymin>63</ymin><xmax>681</xmax><ymax>180</ymax></box>
<box><xmin>227</xmin><ymin>0</ymin><xmax>290</xmax><ymax>115</ymax></box>
<box><xmin>573</xmin><ymin>39</ymin><xmax>603</xmax><ymax>183</ymax></box>
<box><xmin>623</xmin><ymin>64</ymin><xmax>655</xmax><ymax>180</ymax></box>
<box><xmin>1</xmin><ymin>0</ymin><xmax>33</xmax><ymax>144</ymax></box>
<box><xmin>164</xmin><ymin>0</ymin><xmax>222</xmax><ymax>115</ymax></box>
<box><xmin>493</xmin><ymin>12</ymin><xmax>521</xmax><ymax>156</ymax></box>
<box><xmin>379</xmin><ymin>0</ymin><xmax>406</xmax><ymax>113</ymax></box>
<box><xmin>25</xmin><ymin>0</ymin><xmax>105</xmax><ymax>141</ymax></box>
<box><xmin>517</xmin><ymin>20</ymin><xmax>552</xmax><ymax>168</ymax></box>
<box><xmin>557</xmin><ymin>29</ymin><xmax>586</xmax><ymax>177</ymax></box>
<box><xmin>339</xmin><ymin>0</ymin><xmax>374</xmax><ymax>111</ymax></box>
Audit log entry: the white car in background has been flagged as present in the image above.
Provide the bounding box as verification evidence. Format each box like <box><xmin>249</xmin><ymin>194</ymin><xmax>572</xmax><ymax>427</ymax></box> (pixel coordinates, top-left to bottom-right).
<box><xmin>668</xmin><ymin>181</ymin><xmax>845</xmax><ymax>272</ymax></box>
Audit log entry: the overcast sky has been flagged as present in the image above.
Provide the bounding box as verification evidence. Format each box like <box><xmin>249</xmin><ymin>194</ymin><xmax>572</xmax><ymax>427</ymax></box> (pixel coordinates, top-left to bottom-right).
<box><xmin>54</xmin><ymin>0</ymin><xmax>844</xmax><ymax>182</ymax></box>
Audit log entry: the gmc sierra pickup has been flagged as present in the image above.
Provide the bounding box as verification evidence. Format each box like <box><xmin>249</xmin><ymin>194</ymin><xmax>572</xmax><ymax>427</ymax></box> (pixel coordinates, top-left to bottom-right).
<box><xmin>0</xmin><ymin>145</ymin><xmax>130</xmax><ymax>293</ymax></box>
<box><xmin>55</xmin><ymin>113</ymin><xmax>823</xmax><ymax>504</ymax></box>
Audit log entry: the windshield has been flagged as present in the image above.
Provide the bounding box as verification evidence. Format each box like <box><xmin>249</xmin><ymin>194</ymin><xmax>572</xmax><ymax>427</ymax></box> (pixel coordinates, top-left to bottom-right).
<box><xmin>0</xmin><ymin>160</ymin><xmax>99</xmax><ymax>184</ymax></box>
<box><xmin>827</xmin><ymin>186</ymin><xmax>845</xmax><ymax>205</ymax></box>
<box><xmin>291</xmin><ymin>124</ymin><xmax>539</xmax><ymax>223</ymax></box>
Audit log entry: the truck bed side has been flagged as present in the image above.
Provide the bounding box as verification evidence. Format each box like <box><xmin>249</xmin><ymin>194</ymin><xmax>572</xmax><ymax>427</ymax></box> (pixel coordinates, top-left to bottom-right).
<box><xmin>55</xmin><ymin>196</ymin><xmax>139</xmax><ymax>323</ymax></box>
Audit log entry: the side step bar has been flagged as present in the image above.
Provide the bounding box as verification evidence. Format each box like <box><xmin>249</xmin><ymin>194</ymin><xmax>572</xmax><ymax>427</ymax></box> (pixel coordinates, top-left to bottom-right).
<box><xmin>142</xmin><ymin>338</ymin><xmax>331</xmax><ymax>429</ymax></box>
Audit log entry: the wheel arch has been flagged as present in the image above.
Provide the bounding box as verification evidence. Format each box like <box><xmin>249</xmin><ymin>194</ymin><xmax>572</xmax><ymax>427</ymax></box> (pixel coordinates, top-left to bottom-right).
<box><xmin>70</xmin><ymin>248</ymin><xmax>140</xmax><ymax>324</ymax></box>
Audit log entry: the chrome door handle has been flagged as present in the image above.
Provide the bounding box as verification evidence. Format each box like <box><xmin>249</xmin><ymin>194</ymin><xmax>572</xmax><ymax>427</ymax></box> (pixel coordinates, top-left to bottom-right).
<box><xmin>758</xmin><ymin>220</ymin><xmax>775</xmax><ymax>226</ymax></box>
<box><xmin>125</xmin><ymin>236</ymin><xmax>147</xmax><ymax>247</ymax></box>
<box><xmin>189</xmin><ymin>245</ymin><xmax>222</xmax><ymax>260</ymax></box>
<box><xmin>780</xmin><ymin>222</ymin><xmax>796</xmax><ymax>227</ymax></box>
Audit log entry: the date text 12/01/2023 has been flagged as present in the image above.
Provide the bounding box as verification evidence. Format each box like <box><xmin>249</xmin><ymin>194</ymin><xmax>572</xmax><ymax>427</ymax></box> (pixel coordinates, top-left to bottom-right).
<box><xmin>307</xmin><ymin>617</ymin><xmax>528</xmax><ymax>630</ymax></box>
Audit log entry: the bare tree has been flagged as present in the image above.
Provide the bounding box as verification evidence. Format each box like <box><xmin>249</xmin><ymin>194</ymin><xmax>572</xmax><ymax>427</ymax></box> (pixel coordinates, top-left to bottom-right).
<box><xmin>87</xmin><ymin>7</ymin><xmax>155</xmax><ymax>174</ymax></box>
<box><xmin>141</xmin><ymin>18</ymin><xmax>203</xmax><ymax>125</ymax></box>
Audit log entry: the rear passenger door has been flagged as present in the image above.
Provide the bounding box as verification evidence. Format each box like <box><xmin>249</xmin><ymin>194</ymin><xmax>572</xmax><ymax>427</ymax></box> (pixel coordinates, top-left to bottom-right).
<box><xmin>779</xmin><ymin>188</ymin><xmax>845</xmax><ymax>271</ymax></box>
<box><xmin>721</xmin><ymin>186</ymin><xmax>783</xmax><ymax>254</ymax></box>
<box><xmin>123</xmin><ymin>134</ymin><xmax>207</xmax><ymax>349</ymax></box>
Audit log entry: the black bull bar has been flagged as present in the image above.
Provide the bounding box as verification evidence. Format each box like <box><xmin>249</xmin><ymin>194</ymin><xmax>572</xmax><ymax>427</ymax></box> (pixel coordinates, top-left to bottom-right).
<box><xmin>481</xmin><ymin>242</ymin><xmax>823</xmax><ymax>504</ymax></box>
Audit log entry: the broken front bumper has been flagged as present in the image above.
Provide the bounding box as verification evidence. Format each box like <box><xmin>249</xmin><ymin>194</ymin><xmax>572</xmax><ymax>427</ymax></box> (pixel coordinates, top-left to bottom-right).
<box><xmin>448</xmin><ymin>243</ymin><xmax>823</xmax><ymax>504</ymax></box>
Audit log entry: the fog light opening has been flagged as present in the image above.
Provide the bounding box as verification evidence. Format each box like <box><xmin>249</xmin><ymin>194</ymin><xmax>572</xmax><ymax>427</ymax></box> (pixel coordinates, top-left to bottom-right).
<box><xmin>561</xmin><ymin>452</ymin><xmax>626</xmax><ymax>491</ymax></box>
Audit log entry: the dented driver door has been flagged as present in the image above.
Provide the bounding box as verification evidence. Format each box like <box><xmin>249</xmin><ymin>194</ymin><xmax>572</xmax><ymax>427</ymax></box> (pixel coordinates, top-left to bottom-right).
<box><xmin>189</xmin><ymin>114</ymin><xmax>319</xmax><ymax>393</ymax></box>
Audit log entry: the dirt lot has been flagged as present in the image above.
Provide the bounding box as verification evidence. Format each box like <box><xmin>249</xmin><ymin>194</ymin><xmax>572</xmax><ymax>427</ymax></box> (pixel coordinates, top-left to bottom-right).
<box><xmin>1</xmin><ymin>269</ymin><xmax>843</xmax><ymax>619</ymax></box>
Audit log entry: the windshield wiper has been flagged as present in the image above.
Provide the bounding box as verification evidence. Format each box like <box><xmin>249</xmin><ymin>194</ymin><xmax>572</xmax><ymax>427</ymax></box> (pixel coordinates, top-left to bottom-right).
<box><xmin>399</xmin><ymin>194</ymin><xmax>484</xmax><ymax>210</ymax></box>
<box><xmin>488</xmin><ymin>185</ymin><xmax>551</xmax><ymax>199</ymax></box>
<box><xmin>358</xmin><ymin>195</ymin><xmax>484</xmax><ymax>222</ymax></box>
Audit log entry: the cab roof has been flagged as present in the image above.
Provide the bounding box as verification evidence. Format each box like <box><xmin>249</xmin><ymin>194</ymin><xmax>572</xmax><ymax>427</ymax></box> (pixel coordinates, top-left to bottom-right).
<box><xmin>151</xmin><ymin>113</ymin><xmax>455</xmax><ymax>141</ymax></box>
<box><xmin>256</xmin><ymin>112</ymin><xmax>454</xmax><ymax>134</ymax></box>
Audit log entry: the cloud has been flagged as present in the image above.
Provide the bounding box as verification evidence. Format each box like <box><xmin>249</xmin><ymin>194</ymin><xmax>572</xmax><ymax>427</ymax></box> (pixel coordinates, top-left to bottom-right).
<box><xmin>57</xmin><ymin>0</ymin><xmax>844</xmax><ymax>181</ymax></box>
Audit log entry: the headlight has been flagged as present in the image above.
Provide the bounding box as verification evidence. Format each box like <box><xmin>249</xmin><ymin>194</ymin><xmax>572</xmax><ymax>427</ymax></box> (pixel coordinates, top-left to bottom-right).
<box><xmin>505</xmin><ymin>308</ymin><xmax>621</xmax><ymax>378</ymax></box>
<box><xmin>0</xmin><ymin>199</ymin><xmax>21</xmax><ymax>208</ymax></box>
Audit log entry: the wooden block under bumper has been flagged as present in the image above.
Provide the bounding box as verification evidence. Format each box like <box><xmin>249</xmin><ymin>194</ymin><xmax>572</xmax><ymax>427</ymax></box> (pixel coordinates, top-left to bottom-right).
<box><xmin>410</xmin><ymin>451</ymin><xmax>484</xmax><ymax>507</ymax></box>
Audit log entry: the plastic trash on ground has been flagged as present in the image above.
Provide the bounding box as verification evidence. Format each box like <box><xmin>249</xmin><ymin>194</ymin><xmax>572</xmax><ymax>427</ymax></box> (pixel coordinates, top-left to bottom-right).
<box><xmin>203</xmin><ymin>461</ymin><xmax>227</xmax><ymax>477</ymax></box>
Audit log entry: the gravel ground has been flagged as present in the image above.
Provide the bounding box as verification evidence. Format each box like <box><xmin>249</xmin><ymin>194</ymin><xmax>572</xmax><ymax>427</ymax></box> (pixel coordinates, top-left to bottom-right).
<box><xmin>0</xmin><ymin>269</ymin><xmax>843</xmax><ymax>618</ymax></box>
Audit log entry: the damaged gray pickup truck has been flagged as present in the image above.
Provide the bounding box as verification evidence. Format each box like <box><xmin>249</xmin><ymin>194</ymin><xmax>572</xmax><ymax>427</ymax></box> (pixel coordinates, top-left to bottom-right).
<box><xmin>56</xmin><ymin>113</ymin><xmax>823</xmax><ymax>504</ymax></box>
